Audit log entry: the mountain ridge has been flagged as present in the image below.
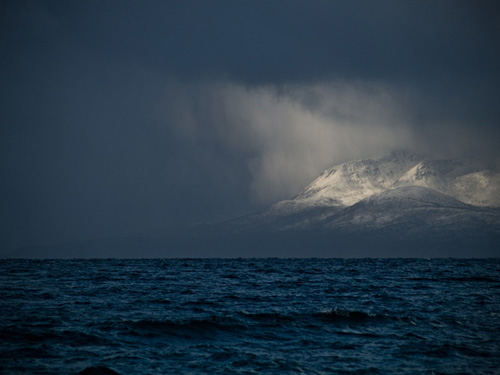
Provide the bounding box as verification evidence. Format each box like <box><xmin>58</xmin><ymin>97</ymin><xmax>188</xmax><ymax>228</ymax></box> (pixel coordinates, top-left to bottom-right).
<box><xmin>6</xmin><ymin>151</ymin><xmax>500</xmax><ymax>258</ymax></box>
<box><xmin>221</xmin><ymin>151</ymin><xmax>500</xmax><ymax>239</ymax></box>
<box><xmin>294</xmin><ymin>150</ymin><xmax>422</xmax><ymax>207</ymax></box>
<box><xmin>293</xmin><ymin>151</ymin><xmax>500</xmax><ymax>209</ymax></box>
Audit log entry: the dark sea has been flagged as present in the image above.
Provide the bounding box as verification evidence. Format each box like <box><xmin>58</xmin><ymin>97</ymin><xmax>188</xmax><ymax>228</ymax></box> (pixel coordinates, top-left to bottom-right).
<box><xmin>1</xmin><ymin>259</ymin><xmax>499</xmax><ymax>375</ymax></box>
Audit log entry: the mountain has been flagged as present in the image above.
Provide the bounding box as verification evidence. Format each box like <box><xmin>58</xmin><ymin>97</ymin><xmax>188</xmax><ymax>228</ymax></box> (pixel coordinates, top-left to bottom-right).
<box><xmin>226</xmin><ymin>151</ymin><xmax>500</xmax><ymax>232</ymax></box>
<box><xmin>295</xmin><ymin>150</ymin><xmax>422</xmax><ymax>207</ymax></box>
<box><xmin>393</xmin><ymin>160</ymin><xmax>500</xmax><ymax>207</ymax></box>
<box><xmin>320</xmin><ymin>186</ymin><xmax>500</xmax><ymax>236</ymax></box>
<box><xmin>8</xmin><ymin>151</ymin><xmax>500</xmax><ymax>258</ymax></box>
<box><xmin>294</xmin><ymin>151</ymin><xmax>500</xmax><ymax>208</ymax></box>
<box><xmin>213</xmin><ymin>151</ymin><xmax>500</xmax><ymax>257</ymax></box>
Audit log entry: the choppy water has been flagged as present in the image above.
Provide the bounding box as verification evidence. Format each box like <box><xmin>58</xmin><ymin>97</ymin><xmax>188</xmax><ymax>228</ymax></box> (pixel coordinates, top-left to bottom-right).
<box><xmin>1</xmin><ymin>258</ymin><xmax>499</xmax><ymax>374</ymax></box>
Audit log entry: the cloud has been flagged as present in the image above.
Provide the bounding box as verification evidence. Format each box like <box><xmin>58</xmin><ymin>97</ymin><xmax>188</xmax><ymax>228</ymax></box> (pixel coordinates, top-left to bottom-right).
<box><xmin>163</xmin><ymin>78</ymin><xmax>500</xmax><ymax>204</ymax></box>
<box><xmin>163</xmin><ymin>81</ymin><xmax>417</xmax><ymax>204</ymax></box>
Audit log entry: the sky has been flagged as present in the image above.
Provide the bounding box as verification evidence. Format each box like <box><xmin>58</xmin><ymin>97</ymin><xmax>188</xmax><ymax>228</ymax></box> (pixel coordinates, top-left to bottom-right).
<box><xmin>1</xmin><ymin>0</ymin><xmax>499</xmax><ymax>254</ymax></box>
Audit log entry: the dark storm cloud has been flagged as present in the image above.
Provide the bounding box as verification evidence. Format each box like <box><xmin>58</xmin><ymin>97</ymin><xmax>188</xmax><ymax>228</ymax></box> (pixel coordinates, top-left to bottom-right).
<box><xmin>36</xmin><ymin>0</ymin><xmax>500</xmax><ymax>84</ymax></box>
<box><xmin>1</xmin><ymin>0</ymin><xmax>499</xmax><ymax>254</ymax></box>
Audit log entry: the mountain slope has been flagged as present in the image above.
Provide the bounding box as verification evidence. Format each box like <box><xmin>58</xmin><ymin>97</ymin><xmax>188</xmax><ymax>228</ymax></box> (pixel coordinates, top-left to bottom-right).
<box><xmin>451</xmin><ymin>170</ymin><xmax>500</xmax><ymax>207</ymax></box>
<box><xmin>229</xmin><ymin>151</ymin><xmax>500</xmax><ymax>233</ymax></box>
<box><xmin>295</xmin><ymin>151</ymin><xmax>421</xmax><ymax>206</ymax></box>
<box><xmin>292</xmin><ymin>151</ymin><xmax>500</xmax><ymax>210</ymax></box>
<box><xmin>214</xmin><ymin>151</ymin><xmax>500</xmax><ymax>257</ymax></box>
<box><xmin>212</xmin><ymin>184</ymin><xmax>500</xmax><ymax>257</ymax></box>
<box><xmin>393</xmin><ymin>160</ymin><xmax>500</xmax><ymax>207</ymax></box>
<box><xmin>319</xmin><ymin>186</ymin><xmax>500</xmax><ymax>236</ymax></box>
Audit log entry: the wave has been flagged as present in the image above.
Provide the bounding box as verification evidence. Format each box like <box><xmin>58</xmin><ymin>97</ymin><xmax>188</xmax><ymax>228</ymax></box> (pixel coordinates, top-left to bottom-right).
<box><xmin>95</xmin><ymin>308</ymin><xmax>392</xmax><ymax>340</ymax></box>
<box><xmin>446</xmin><ymin>276</ymin><xmax>498</xmax><ymax>283</ymax></box>
<box><xmin>239</xmin><ymin>309</ymin><xmax>385</xmax><ymax>326</ymax></box>
<box><xmin>238</xmin><ymin>311</ymin><xmax>296</xmax><ymax>326</ymax></box>
<box><xmin>242</xmin><ymin>308</ymin><xmax>395</xmax><ymax>327</ymax></box>
<box><xmin>102</xmin><ymin>317</ymin><xmax>247</xmax><ymax>339</ymax></box>
<box><xmin>79</xmin><ymin>366</ymin><xmax>121</xmax><ymax>375</ymax></box>
<box><xmin>314</xmin><ymin>308</ymin><xmax>380</xmax><ymax>322</ymax></box>
<box><xmin>396</xmin><ymin>341</ymin><xmax>497</xmax><ymax>359</ymax></box>
<box><xmin>0</xmin><ymin>326</ymin><xmax>110</xmax><ymax>347</ymax></box>
<box><xmin>408</xmin><ymin>276</ymin><xmax>498</xmax><ymax>283</ymax></box>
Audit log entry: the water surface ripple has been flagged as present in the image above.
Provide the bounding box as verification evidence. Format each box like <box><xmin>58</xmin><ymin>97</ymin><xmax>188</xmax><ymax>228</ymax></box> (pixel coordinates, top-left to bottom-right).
<box><xmin>1</xmin><ymin>259</ymin><xmax>499</xmax><ymax>374</ymax></box>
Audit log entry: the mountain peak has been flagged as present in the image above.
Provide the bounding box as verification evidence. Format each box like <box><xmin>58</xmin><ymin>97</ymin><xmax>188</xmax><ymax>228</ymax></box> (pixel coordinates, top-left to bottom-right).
<box><xmin>291</xmin><ymin>151</ymin><xmax>500</xmax><ymax>208</ymax></box>
<box><xmin>294</xmin><ymin>151</ymin><xmax>422</xmax><ymax>206</ymax></box>
<box><xmin>393</xmin><ymin>159</ymin><xmax>500</xmax><ymax>207</ymax></box>
<box><xmin>203</xmin><ymin>151</ymin><xmax>500</xmax><ymax>257</ymax></box>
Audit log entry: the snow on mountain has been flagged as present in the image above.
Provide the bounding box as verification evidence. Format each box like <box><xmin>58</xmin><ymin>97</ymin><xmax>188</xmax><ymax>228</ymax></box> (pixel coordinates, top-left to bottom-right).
<box><xmin>393</xmin><ymin>160</ymin><xmax>500</xmax><ymax>207</ymax></box>
<box><xmin>294</xmin><ymin>150</ymin><xmax>421</xmax><ymax>207</ymax></box>
<box><xmin>451</xmin><ymin>170</ymin><xmax>500</xmax><ymax>207</ymax></box>
<box><xmin>222</xmin><ymin>151</ymin><xmax>500</xmax><ymax>237</ymax></box>
<box><xmin>319</xmin><ymin>186</ymin><xmax>500</xmax><ymax>235</ymax></box>
<box><xmin>222</xmin><ymin>199</ymin><xmax>342</xmax><ymax>233</ymax></box>
<box><xmin>284</xmin><ymin>151</ymin><xmax>500</xmax><ymax>211</ymax></box>
<box><xmin>393</xmin><ymin>159</ymin><xmax>461</xmax><ymax>192</ymax></box>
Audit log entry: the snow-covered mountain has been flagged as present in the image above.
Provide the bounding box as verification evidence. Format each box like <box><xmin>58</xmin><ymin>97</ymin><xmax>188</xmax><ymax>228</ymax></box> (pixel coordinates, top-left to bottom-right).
<box><xmin>224</xmin><ymin>151</ymin><xmax>500</xmax><ymax>239</ymax></box>
<box><xmin>393</xmin><ymin>159</ymin><xmax>500</xmax><ymax>207</ymax></box>
<box><xmin>293</xmin><ymin>151</ymin><xmax>500</xmax><ymax>209</ymax></box>
<box><xmin>13</xmin><ymin>151</ymin><xmax>499</xmax><ymax>258</ymax></box>
<box><xmin>295</xmin><ymin>150</ymin><xmax>422</xmax><ymax>207</ymax></box>
<box><xmin>319</xmin><ymin>186</ymin><xmax>500</xmax><ymax>236</ymax></box>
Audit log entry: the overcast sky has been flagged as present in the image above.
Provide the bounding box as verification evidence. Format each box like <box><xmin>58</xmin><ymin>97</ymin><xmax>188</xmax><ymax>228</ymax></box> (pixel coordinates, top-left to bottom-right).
<box><xmin>1</xmin><ymin>0</ymin><xmax>499</xmax><ymax>253</ymax></box>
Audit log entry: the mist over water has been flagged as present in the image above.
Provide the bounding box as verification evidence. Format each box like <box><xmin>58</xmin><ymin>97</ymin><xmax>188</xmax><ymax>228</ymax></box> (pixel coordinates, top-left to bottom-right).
<box><xmin>1</xmin><ymin>258</ymin><xmax>499</xmax><ymax>374</ymax></box>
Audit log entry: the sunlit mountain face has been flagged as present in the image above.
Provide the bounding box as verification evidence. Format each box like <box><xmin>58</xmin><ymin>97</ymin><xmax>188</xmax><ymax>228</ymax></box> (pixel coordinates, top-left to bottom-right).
<box><xmin>226</xmin><ymin>151</ymin><xmax>500</xmax><ymax>229</ymax></box>
<box><xmin>208</xmin><ymin>151</ymin><xmax>500</xmax><ymax>257</ymax></box>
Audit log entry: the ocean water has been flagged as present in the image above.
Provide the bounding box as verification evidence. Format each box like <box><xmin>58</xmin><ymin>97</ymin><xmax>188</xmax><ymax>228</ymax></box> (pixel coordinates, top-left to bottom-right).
<box><xmin>1</xmin><ymin>259</ymin><xmax>499</xmax><ymax>375</ymax></box>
